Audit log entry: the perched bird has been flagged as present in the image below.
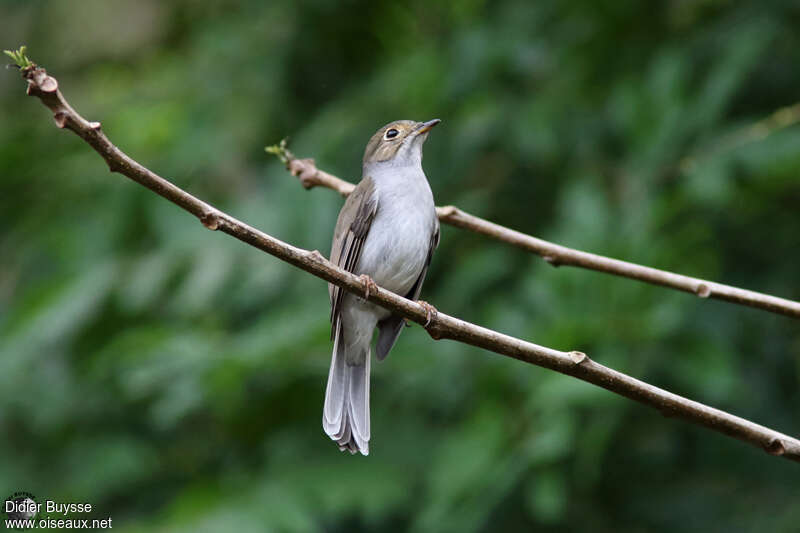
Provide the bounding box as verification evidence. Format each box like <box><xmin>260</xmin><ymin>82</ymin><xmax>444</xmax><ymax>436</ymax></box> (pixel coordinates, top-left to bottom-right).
<box><xmin>323</xmin><ymin>119</ymin><xmax>441</xmax><ymax>455</ymax></box>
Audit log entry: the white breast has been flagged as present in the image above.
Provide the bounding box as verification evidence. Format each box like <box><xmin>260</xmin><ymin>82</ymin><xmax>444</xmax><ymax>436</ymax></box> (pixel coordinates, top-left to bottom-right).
<box><xmin>356</xmin><ymin>166</ymin><xmax>436</xmax><ymax>297</ymax></box>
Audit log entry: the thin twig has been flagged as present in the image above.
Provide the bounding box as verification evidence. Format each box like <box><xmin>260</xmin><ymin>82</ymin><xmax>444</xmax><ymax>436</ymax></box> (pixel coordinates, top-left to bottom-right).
<box><xmin>274</xmin><ymin>154</ymin><xmax>800</xmax><ymax>320</ymax></box>
<box><xmin>680</xmin><ymin>101</ymin><xmax>800</xmax><ymax>172</ymax></box>
<box><xmin>13</xmin><ymin>58</ymin><xmax>800</xmax><ymax>462</ymax></box>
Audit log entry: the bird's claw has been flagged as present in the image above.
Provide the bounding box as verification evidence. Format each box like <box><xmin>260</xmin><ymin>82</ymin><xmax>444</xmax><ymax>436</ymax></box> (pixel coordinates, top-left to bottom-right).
<box><xmin>358</xmin><ymin>274</ymin><xmax>379</xmax><ymax>299</ymax></box>
<box><xmin>417</xmin><ymin>300</ymin><xmax>438</xmax><ymax>328</ymax></box>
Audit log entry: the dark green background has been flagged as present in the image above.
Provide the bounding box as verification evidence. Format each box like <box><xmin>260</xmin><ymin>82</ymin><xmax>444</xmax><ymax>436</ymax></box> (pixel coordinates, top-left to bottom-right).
<box><xmin>2</xmin><ymin>1</ymin><xmax>799</xmax><ymax>531</ymax></box>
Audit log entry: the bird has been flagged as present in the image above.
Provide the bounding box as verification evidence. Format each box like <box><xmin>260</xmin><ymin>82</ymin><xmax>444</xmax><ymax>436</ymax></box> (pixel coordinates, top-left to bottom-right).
<box><xmin>323</xmin><ymin>119</ymin><xmax>441</xmax><ymax>455</ymax></box>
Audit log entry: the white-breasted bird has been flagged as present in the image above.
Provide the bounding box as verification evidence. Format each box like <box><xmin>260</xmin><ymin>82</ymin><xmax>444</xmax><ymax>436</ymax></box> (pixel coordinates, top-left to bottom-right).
<box><xmin>323</xmin><ymin>119</ymin><xmax>441</xmax><ymax>455</ymax></box>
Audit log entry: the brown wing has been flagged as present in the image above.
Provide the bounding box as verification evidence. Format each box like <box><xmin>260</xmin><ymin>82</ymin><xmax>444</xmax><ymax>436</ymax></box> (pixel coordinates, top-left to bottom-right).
<box><xmin>329</xmin><ymin>176</ymin><xmax>379</xmax><ymax>338</ymax></box>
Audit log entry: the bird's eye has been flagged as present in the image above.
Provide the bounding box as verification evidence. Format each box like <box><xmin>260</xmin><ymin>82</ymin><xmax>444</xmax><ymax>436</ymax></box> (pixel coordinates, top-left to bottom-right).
<box><xmin>384</xmin><ymin>128</ymin><xmax>399</xmax><ymax>140</ymax></box>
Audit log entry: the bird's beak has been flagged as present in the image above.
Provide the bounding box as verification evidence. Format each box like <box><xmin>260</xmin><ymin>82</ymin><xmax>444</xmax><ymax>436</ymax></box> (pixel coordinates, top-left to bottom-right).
<box><xmin>415</xmin><ymin>118</ymin><xmax>441</xmax><ymax>135</ymax></box>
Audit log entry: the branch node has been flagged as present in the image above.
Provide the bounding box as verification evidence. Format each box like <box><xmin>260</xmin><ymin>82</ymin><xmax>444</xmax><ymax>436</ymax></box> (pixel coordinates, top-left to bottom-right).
<box><xmin>568</xmin><ymin>351</ymin><xmax>588</xmax><ymax>364</ymax></box>
<box><xmin>53</xmin><ymin>111</ymin><xmax>69</xmax><ymax>129</ymax></box>
<box><xmin>89</xmin><ymin>121</ymin><xmax>101</xmax><ymax>131</ymax></box>
<box><xmin>287</xmin><ymin>158</ymin><xmax>306</xmax><ymax>176</ymax></box>
<box><xmin>24</xmin><ymin>67</ymin><xmax>58</xmax><ymax>94</ymax></box>
<box><xmin>425</xmin><ymin>324</ymin><xmax>444</xmax><ymax>340</ymax></box>
<box><xmin>766</xmin><ymin>438</ymin><xmax>786</xmax><ymax>456</ymax></box>
<box><xmin>289</xmin><ymin>158</ymin><xmax>319</xmax><ymax>189</ymax></box>
<box><xmin>40</xmin><ymin>76</ymin><xmax>58</xmax><ymax>93</ymax></box>
<box><xmin>107</xmin><ymin>159</ymin><xmax>123</xmax><ymax>173</ymax></box>
<box><xmin>695</xmin><ymin>283</ymin><xmax>711</xmax><ymax>298</ymax></box>
<box><xmin>306</xmin><ymin>249</ymin><xmax>325</xmax><ymax>263</ymax></box>
<box><xmin>200</xmin><ymin>212</ymin><xmax>220</xmax><ymax>231</ymax></box>
<box><xmin>437</xmin><ymin>205</ymin><xmax>458</xmax><ymax>218</ymax></box>
<box><xmin>543</xmin><ymin>255</ymin><xmax>561</xmax><ymax>267</ymax></box>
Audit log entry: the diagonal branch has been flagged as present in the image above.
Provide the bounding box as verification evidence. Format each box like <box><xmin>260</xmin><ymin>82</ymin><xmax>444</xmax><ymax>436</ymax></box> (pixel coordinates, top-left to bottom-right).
<box><xmin>272</xmin><ymin>150</ymin><xmax>800</xmax><ymax>320</ymax></box>
<box><xmin>12</xmin><ymin>58</ymin><xmax>800</xmax><ymax>462</ymax></box>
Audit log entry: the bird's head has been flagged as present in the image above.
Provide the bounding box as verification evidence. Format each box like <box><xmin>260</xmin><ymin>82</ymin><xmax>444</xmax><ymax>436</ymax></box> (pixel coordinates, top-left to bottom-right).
<box><xmin>362</xmin><ymin>119</ymin><xmax>440</xmax><ymax>169</ymax></box>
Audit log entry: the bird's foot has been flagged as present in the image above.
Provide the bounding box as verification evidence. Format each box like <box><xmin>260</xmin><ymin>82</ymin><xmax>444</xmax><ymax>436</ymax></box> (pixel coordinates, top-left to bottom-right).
<box><xmin>358</xmin><ymin>274</ymin><xmax>379</xmax><ymax>299</ymax></box>
<box><xmin>417</xmin><ymin>300</ymin><xmax>438</xmax><ymax>328</ymax></box>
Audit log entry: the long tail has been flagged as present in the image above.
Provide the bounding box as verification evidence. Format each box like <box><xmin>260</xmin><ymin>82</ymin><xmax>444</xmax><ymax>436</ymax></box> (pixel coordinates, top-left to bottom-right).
<box><xmin>322</xmin><ymin>322</ymin><xmax>371</xmax><ymax>455</ymax></box>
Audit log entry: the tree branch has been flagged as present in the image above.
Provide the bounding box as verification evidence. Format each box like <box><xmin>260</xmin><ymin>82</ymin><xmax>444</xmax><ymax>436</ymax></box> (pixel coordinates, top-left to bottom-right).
<box><xmin>270</xmin><ymin>148</ymin><xmax>800</xmax><ymax>320</ymax></box>
<box><xmin>13</xmin><ymin>57</ymin><xmax>800</xmax><ymax>462</ymax></box>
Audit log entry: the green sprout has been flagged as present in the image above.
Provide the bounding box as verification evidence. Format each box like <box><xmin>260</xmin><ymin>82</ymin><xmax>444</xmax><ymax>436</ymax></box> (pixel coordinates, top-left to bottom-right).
<box><xmin>3</xmin><ymin>45</ymin><xmax>34</xmax><ymax>69</ymax></box>
<box><xmin>265</xmin><ymin>138</ymin><xmax>294</xmax><ymax>165</ymax></box>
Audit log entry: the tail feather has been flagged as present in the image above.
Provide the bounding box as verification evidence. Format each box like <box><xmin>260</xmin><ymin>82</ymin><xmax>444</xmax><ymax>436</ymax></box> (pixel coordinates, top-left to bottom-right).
<box><xmin>323</xmin><ymin>323</ymin><xmax>347</xmax><ymax>432</ymax></box>
<box><xmin>348</xmin><ymin>353</ymin><xmax>370</xmax><ymax>441</ymax></box>
<box><xmin>323</xmin><ymin>322</ymin><xmax>371</xmax><ymax>455</ymax></box>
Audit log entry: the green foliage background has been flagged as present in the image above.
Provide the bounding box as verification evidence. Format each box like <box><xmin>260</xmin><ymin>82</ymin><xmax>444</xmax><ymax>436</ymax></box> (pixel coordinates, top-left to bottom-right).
<box><xmin>2</xmin><ymin>1</ymin><xmax>800</xmax><ymax>531</ymax></box>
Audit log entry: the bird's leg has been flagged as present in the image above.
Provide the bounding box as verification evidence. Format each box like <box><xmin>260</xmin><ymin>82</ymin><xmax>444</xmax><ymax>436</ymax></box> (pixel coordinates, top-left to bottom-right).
<box><xmin>417</xmin><ymin>300</ymin><xmax>438</xmax><ymax>328</ymax></box>
<box><xmin>358</xmin><ymin>274</ymin><xmax>379</xmax><ymax>299</ymax></box>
